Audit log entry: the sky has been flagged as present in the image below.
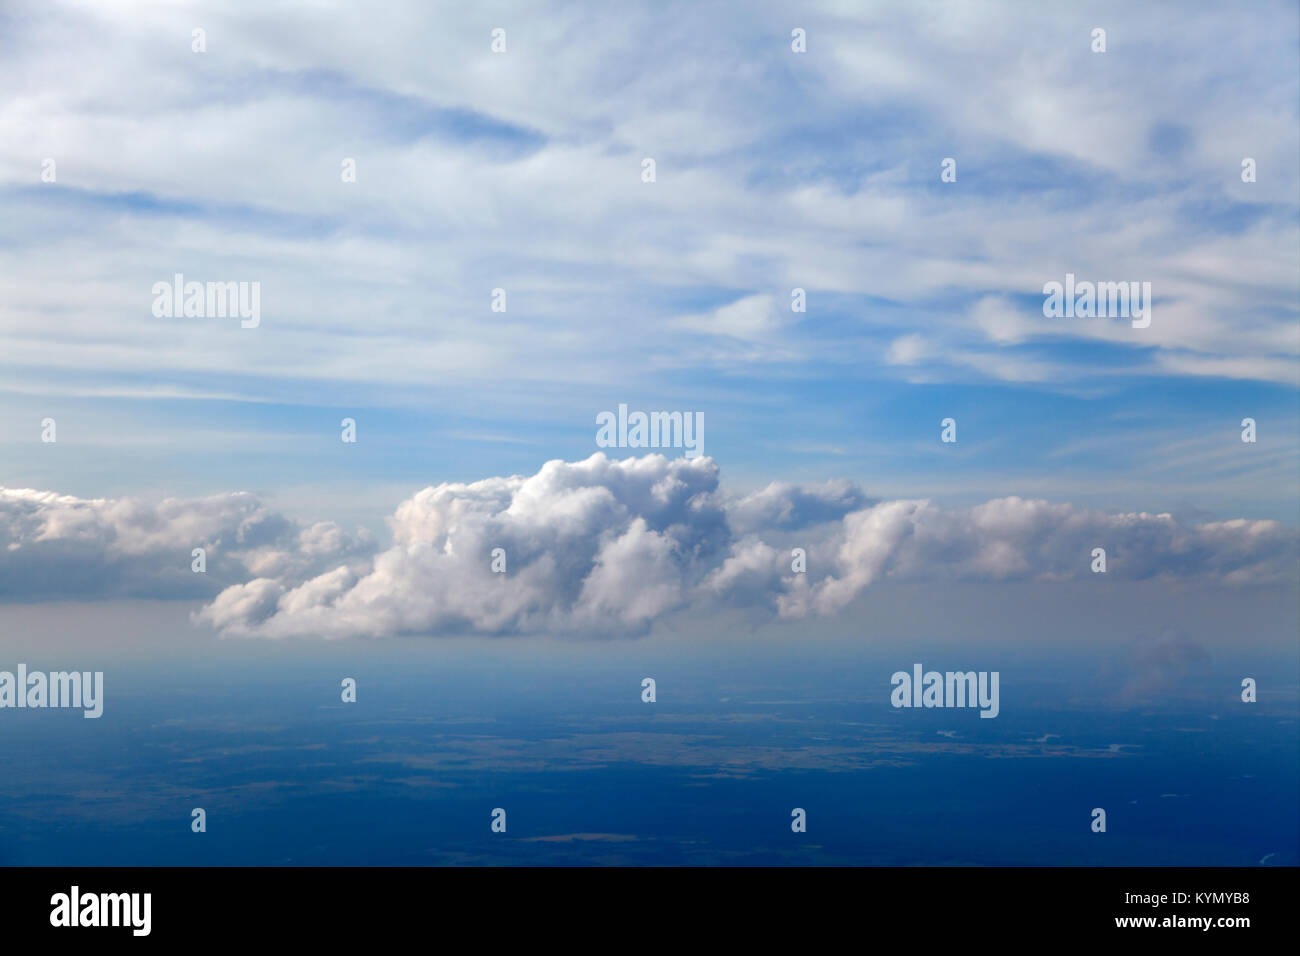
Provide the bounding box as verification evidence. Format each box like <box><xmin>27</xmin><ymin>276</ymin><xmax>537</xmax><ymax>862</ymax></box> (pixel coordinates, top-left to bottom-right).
<box><xmin>0</xmin><ymin>0</ymin><xmax>1296</xmax><ymax>530</ymax></box>
<box><xmin>0</xmin><ymin>1</ymin><xmax>1293</xmax><ymax>647</ymax></box>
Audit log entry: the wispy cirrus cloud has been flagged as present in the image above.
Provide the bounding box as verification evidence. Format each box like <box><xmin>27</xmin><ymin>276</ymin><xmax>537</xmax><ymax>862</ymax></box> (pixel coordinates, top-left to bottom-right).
<box><xmin>0</xmin><ymin>0</ymin><xmax>1295</xmax><ymax>402</ymax></box>
<box><xmin>0</xmin><ymin>0</ymin><xmax>1296</xmax><ymax>532</ymax></box>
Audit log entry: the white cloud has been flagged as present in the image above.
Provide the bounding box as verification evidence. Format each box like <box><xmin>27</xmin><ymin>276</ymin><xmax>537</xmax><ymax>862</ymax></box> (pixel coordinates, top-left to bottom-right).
<box><xmin>0</xmin><ymin>0</ymin><xmax>1294</xmax><ymax>409</ymax></box>
<box><xmin>0</xmin><ymin>485</ymin><xmax>373</xmax><ymax>599</ymax></box>
<box><xmin>5</xmin><ymin>453</ymin><xmax>1285</xmax><ymax>638</ymax></box>
<box><xmin>886</xmin><ymin>334</ymin><xmax>931</xmax><ymax>366</ymax></box>
<box><xmin>191</xmin><ymin>455</ymin><xmax>1300</xmax><ymax>638</ymax></box>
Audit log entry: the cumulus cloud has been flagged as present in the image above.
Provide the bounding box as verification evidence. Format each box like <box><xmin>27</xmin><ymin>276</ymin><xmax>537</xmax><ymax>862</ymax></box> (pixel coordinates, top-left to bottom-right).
<box><xmin>196</xmin><ymin>455</ymin><xmax>732</xmax><ymax>638</ymax></box>
<box><xmin>4</xmin><ymin>455</ymin><xmax>1294</xmax><ymax>636</ymax></box>
<box><xmin>0</xmin><ymin>486</ymin><xmax>373</xmax><ymax>600</ymax></box>
<box><xmin>192</xmin><ymin>454</ymin><xmax>1300</xmax><ymax>638</ymax></box>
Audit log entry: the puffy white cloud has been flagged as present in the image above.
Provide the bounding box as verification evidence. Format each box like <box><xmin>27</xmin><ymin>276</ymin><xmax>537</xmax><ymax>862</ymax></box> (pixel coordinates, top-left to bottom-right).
<box><xmin>197</xmin><ymin>454</ymin><xmax>729</xmax><ymax>638</ymax></box>
<box><xmin>788</xmin><ymin>496</ymin><xmax>1298</xmax><ymax>618</ymax></box>
<box><xmin>0</xmin><ymin>486</ymin><xmax>372</xmax><ymax>599</ymax></box>
<box><xmin>200</xmin><ymin>455</ymin><xmax>1295</xmax><ymax>638</ymax></box>
<box><xmin>3</xmin><ymin>455</ymin><xmax>1294</xmax><ymax>636</ymax></box>
<box><xmin>725</xmin><ymin>479</ymin><xmax>872</xmax><ymax>535</ymax></box>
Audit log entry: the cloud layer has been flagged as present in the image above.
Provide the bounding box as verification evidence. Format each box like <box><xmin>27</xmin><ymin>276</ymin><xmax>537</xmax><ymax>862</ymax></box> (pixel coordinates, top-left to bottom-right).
<box><xmin>1</xmin><ymin>1</ymin><xmax>1295</xmax><ymax>526</ymax></box>
<box><xmin>1</xmin><ymin>0</ymin><xmax>1295</xmax><ymax>402</ymax></box>
<box><xmin>4</xmin><ymin>454</ymin><xmax>1293</xmax><ymax>637</ymax></box>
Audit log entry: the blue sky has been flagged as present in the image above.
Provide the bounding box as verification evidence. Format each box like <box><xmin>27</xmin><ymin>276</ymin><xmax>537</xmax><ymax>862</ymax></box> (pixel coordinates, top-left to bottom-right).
<box><xmin>0</xmin><ymin>0</ymin><xmax>1296</xmax><ymax>638</ymax></box>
